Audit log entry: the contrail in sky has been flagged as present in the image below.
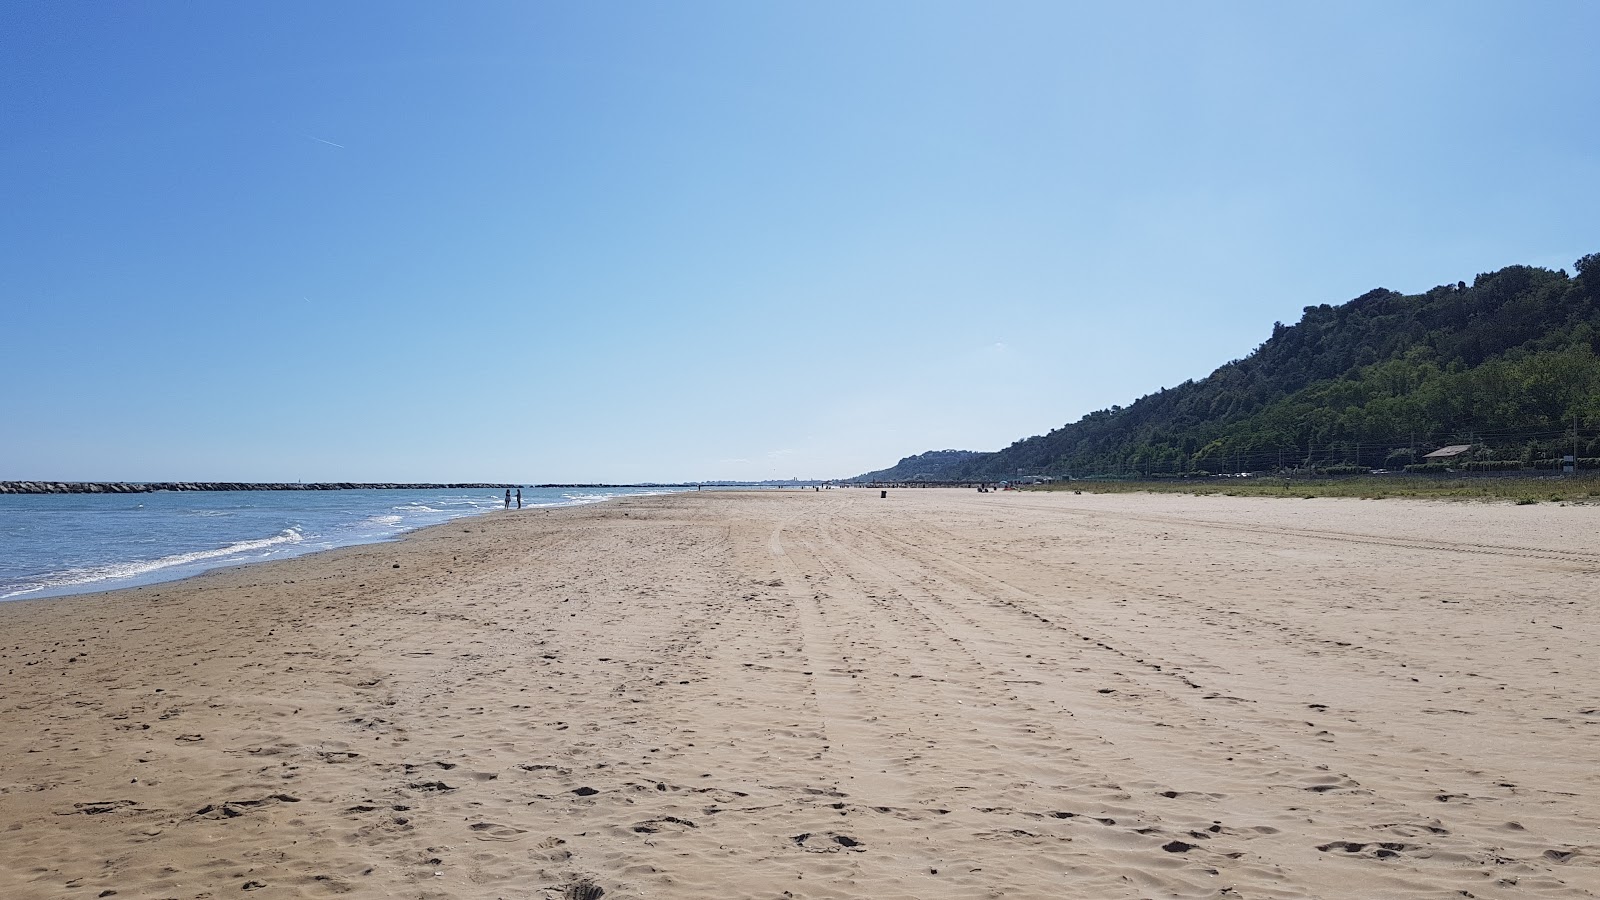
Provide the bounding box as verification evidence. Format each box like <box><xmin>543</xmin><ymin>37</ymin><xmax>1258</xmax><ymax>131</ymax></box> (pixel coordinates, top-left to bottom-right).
<box><xmin>305</xmin><ymin>135</ymin><xmax>345</xmax><ymax>149</ymax></box>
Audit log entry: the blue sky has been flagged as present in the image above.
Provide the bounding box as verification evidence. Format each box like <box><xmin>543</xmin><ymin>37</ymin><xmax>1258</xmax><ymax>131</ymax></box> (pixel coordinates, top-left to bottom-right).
<box><xmin>4</xmin><ymin>2</ymin><xmax>1597</xmax><ymax>482</ymax></box>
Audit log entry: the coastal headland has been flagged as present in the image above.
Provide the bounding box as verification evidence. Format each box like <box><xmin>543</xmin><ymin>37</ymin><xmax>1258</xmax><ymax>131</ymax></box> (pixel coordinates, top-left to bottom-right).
<box><xmin>1</xmin><ymin>490</ymin><xmax>1596</xmax><ymax>898</ymax></box>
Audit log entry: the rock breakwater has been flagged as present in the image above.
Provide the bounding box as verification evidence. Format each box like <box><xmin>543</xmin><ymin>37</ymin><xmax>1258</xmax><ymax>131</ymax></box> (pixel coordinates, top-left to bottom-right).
<box><xmin>0</xmin><ymin>482</ymin><xmax>515</xmax><ymax>495</ymax></box>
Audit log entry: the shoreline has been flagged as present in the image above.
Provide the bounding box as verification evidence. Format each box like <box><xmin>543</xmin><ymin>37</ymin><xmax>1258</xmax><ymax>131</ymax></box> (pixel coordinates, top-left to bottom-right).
<box><xmin>1</xmin><ymin>487</ymin><xmax>677</xmax><ymax>604</ymax></box>
<box><xmin>0</xmin><ymin>504</ymin><xmax>517</xmax><ymax>612</ymax></box>
<box><xmin>2</xmin><ymin>489</ymin><xmax>1595</xmax><ymax>898</ymax></box>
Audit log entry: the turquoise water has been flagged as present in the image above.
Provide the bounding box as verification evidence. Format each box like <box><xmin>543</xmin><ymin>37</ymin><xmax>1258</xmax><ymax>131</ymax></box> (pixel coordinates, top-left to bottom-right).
<box><xmin>0</xmin><ymin>487</ymin><xmax>678</xmax><ymax>601</ymax></box>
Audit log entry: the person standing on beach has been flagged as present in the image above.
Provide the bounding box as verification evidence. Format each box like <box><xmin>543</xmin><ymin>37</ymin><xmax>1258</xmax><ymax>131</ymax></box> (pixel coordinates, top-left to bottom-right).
<box><xmin>504</xmin><ymin>489</ymin><xmax>511</xmax><ymax>509</ymax></box>
<box><xmin>516</xmin><ymin>488</ymin><xmax>522</xmax><ymax>509</ymax></box>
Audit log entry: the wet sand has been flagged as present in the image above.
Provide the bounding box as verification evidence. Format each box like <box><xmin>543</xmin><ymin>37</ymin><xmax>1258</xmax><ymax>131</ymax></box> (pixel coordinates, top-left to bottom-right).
<box><xmin>1</xmin><ymin>489</ymin><xmax>1596</xmax><ymax>899</ymax></box>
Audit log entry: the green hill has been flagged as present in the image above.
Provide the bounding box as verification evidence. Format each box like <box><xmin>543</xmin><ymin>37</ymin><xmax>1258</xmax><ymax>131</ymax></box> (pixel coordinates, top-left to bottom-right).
<box><xmin>854</xmin><ymin>450</ymin><xmax>985</xmax><ymax>483</ymax></box>
<box><xmin>859</xmin><ymin>253</ymin><xmax>1600</xmax><ymax>481</ymax></box>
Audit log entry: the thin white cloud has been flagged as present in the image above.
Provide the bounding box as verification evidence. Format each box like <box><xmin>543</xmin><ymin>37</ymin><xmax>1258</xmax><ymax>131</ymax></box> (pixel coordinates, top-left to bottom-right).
<box><xmin>305</xmin><ymin>134</ymin><xmax>346</xmax><ymax>149</ymax></box>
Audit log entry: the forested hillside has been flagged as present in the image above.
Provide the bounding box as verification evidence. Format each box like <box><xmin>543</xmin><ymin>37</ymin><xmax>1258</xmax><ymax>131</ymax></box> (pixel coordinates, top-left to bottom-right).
<box><xmin>855</xmin><ymin>450</ymin><xmax>984</xmax><ymax>483</ymax></box>
<box><xmin>859</xmin><ymin>254</ymin><xmax>1600</xmax><ymax>481</ymax></box>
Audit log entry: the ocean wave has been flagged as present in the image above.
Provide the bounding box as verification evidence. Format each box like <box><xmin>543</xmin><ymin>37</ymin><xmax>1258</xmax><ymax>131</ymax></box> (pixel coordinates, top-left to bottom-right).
<box><xmin>1</xmin><ymin>488</ymin><xmax>685</xmax><ymax>602</ymax></box>
<box><xmin>0</xmin><ymin>527</ymin><xmax>305</xmax><ymax>600</ymax></box>
<box><xmin>395</xmin><ymin>498</ymin><xmax>501</xmax><ymax>513</ymax></box>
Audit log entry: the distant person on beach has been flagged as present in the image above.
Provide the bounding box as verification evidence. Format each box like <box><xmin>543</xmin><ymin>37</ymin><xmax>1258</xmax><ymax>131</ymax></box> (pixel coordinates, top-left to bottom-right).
<box><xmin>504</xmin><ymin>489</ymin><xmax>511</xmax><ymax>509</ymax></box>
<box><xmin>516</xmin><ymin>489</ymin><xmax>522</xmax><ymax>509</ymax></box>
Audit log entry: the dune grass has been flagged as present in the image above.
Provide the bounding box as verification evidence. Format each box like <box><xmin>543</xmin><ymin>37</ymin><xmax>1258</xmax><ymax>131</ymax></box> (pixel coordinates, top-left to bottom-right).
<box><xmin>1026</xmin><ymin>474</ymin><xmax>1600</xmax><ymax>504</ymax></box>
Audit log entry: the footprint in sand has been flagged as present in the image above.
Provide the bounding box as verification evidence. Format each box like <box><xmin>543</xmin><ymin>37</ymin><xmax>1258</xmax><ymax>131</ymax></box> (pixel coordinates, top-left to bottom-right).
<box><xmin>631</xmin><ymin>816</ymin><xmax>696</xmax><ymax>834</ymax></box>
<box><xmin>1317</xmin><ymin>840</ymin><xmax>1412</xmax><ymax>859</ymax></box>
<box><xmin>561</xmin><ymin>879</ymin><xmax>605</xmax><ymax>900</ymax></box>
<box><xmin>792</xmin><ymin>831</ymin><xmax>864</xmax><ymax>852</ymax></box>
<box><xmin>469</xmin><ymin>822</ymin><xmax>528</xmax><ymax>842</ymax></box>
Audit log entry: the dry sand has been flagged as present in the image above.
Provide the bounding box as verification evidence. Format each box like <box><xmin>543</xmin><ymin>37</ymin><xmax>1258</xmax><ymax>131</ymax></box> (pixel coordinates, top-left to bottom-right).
<box><xmin>1</xmin><ymin>489</ymin><xmax>1597</xmax><ymax>899</ymax></box>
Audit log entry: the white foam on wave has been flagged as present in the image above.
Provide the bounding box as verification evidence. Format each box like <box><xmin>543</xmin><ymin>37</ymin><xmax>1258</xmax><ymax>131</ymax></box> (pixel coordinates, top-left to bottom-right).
<box><xmin>364</xmin><ymin>514</ymin><xmax>405</xmax><ymax>526</ymax></box>
<box><xmin>397</xmin><ymin>497</ymin><xmax>502</xmax><ymax>514</ymax></box>
<box><xmin>517</xmin><ymin>489</ymin><xmax>679</xmax><ymax>509</ymax></box>
<box><xmin>0</xmin><ymin>527</ymin><xmax>305</xmax><ymax>600</ymax></box>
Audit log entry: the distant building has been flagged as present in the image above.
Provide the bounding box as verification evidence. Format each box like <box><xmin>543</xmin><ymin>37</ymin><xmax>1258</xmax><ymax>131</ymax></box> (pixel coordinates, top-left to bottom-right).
<box><xmin>1423</xmin><ymin>445</ymin><xmax>1472</xmax><ymax>461</ymax></box>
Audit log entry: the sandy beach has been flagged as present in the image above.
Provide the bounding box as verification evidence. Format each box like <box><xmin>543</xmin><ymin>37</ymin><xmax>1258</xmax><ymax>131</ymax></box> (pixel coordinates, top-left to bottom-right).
<box><xmin>1</xmin><ymin>488</ymin><xmax>1596</xmax><ymax>899</ymax></box>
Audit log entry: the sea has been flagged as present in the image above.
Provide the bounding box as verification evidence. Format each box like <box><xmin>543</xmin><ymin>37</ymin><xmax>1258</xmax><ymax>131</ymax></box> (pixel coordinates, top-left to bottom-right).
<box><xmin>0</xmin><ymin>486</ymin><xmax>681</xmax><ymax>602</ymax></box>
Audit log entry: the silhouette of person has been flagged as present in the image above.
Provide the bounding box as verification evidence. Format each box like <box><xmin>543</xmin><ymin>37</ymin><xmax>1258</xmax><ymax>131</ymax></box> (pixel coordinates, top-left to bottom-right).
<box><xmin>504</xmin><ymin>489</ymin><xmax>511</xmax><ymax>509</ymax></box>
<box><xmin>516</xmin><ymin>488</ymin><xmax>522</xmax><ymax>509</ymax></box>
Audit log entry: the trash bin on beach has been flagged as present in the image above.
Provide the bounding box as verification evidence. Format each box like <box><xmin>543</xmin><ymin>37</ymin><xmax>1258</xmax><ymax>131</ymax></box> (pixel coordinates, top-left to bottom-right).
<box><xmin>880</xmin><ymin>490</ymin><xmax>887</xmax><ymax>499</ymax></box>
